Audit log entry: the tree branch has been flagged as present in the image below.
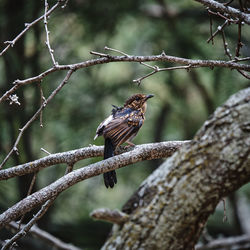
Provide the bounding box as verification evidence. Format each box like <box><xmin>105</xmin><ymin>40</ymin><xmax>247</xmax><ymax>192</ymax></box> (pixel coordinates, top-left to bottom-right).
<box><xmin>44</xmin><ymin>0</ymin><xmax>58</xmax><ymax>66</ymax></box>
<box><xmin>6</xmin><ymin>221</ymin><xmax>81</xmax><ymax>250</ymax></box>
<box><xmin>0</xmin><ymin>141</ymin><xmax>188</xmax><ymax>228</ymax></box>
<box><xmin>196</xmin><ymin>234</ymin><xmax>250</xmax><ymax>250</ymax></box>
<box><xmin>0</xmin><ymin>141</ymin><xmax>188</xmax><ymax>181</ymax></box>
<box><xmin>0</xmin><ymin>69</ymin><xmax>74</xmax><ymax>169</ymax></box>
<box><xmin>2</xmin><ymin>199</ymin><xmax>56</xmax><ymax>250</ymax></box>
<box><xmin>0</xmin><ymin>0</ymin><xmax>63</xmax><ymax>57</ymax></box>
<box><xmin>195</xmin><ymin>0</ymin><xmax>250</xmax><ymax>25</ymax></box>
<box><xmin>1</xmin><ymin>52</ymin><xmax>250</xmax><ymax>104</ymax></box>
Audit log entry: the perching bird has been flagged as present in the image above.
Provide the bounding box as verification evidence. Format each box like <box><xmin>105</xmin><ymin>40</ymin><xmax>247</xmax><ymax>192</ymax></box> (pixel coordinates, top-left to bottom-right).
<box><xmin>94</xmin><ymin>93</ymin><xmax>154</xmax><ymax>188</ymax></box>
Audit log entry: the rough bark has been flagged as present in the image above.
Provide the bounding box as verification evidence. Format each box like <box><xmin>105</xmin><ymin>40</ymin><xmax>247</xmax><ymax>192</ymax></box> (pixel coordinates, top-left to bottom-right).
<box><xmin>102</xmin><ymin>87</ymin><xmax>250</xmax><ymax>250</ymax></box>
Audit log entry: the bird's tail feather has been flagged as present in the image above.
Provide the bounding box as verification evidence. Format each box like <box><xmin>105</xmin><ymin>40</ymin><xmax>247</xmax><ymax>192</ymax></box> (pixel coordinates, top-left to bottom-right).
<box><xmin>103</xmin><ymin>138</ymin><xmax>117</xmax><ymax>188</ymax></box>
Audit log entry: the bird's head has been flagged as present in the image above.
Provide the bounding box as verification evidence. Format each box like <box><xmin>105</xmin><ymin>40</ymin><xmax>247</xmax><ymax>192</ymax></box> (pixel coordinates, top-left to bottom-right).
<box><xmin>124</xmin><ymin>93</ymin><xmax>154</xmax><ymax>112</ymax></box>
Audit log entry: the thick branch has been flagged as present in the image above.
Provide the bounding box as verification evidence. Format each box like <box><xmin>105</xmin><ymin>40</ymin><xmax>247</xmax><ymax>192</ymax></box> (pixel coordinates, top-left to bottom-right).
<box><xmin>0</xmin><ymin>141</ymin><xmax>187</xmax><ymax>181</ymax></box>
<box><xmin>0</xmin><ymin>141</ymin><xmax>188</xmax><ymax>228</ymax></box>
<box><xmin>102</xmin><ymin>87</ymin><xmax>250</xmax><ymax>249</ymax></box>
<box><xmin>195</xmin><ymin>0</ymin><xmax>250</xmax><ymax>24</ymax></box>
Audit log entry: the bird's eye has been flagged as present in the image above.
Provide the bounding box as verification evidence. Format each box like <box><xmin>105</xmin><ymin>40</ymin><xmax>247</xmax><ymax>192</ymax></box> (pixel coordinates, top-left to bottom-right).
<box><xmin>135</xmin><ymin>97</ymin><xmax>140</xmax><ymax>101</ymax></box>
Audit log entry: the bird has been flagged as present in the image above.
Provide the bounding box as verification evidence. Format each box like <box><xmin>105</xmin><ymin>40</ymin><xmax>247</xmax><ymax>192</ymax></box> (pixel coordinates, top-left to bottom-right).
<box><xmin>94</xmin><ymin>93</ymin><xmax>154</xmax><ymax>188</ymax></box>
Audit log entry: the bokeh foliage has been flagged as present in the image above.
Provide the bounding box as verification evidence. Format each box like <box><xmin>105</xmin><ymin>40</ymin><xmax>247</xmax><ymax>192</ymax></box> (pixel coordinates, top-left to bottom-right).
<box><xmin>0</xmin><ymin>0</ymin><xmax>249</xmax><ymax>249</ymax></box>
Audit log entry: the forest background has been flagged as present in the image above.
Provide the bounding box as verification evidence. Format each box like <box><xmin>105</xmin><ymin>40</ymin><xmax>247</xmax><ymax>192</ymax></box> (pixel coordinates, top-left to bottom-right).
<box><xmin>0</xmin><ymin>0</ymin><xmax>249</xmax><ymax>249</ymax></box>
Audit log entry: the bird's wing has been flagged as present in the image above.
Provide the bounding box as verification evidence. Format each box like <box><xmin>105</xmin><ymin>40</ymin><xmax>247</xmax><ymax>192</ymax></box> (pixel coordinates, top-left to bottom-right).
<box><xmin>103</xmin><ymin>110</ymin><xmax>144</xmax><ymax>147</ymax></box>
<box><xmin>94</xmin><ymin>115</ymin><xmax>113</xmax><ymax>140</ymax></box>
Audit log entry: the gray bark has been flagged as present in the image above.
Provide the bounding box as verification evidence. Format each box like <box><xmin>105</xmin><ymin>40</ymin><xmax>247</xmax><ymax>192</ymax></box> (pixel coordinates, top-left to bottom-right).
<box><xmin>102</xmin><ymin>87</ymin><xmax>250</xmax><ymax>250</ymax></box>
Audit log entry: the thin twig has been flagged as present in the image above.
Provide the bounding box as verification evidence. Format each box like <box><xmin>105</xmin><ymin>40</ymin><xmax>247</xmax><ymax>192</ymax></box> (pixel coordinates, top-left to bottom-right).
<box><xmin>195</xmin><ymin>0</ymin><xmax>250</xmax><ymax>25</ymax></box>
<box><xmin>208</xmin><ymin>9</ymin><xmax>238</xmax><ymax>23</ymax></box>
<box><xmin>0</xmin><ymin>69</ymin><xmax>74</xmax><ymax>169</ymax></box>
<box><xmin>230</xmin><ymin>56</ymin><xmax>250</xmax><ymax>62</ymax></box>
<box><xmin>221</xmin><ymin>29</ymin><xmax>232</xmax><ymax>59</ymax></box>
<box><xmin>1</xmin><ymin>51</ymin><xmax>250</xmax><ymax>104</ymax></box>
<box><xmin>235</xmin><ymin>20</ymin><xmax>243</xmax><ymax>57</ymax></box>
<box><xmin>90</xmin><ymin>51</ymin><xmax>110</xmax><ymax>57</ymax></box>
<box><xmin>2</xmin><ymin>198</ymin><xmax>56</xmax><ymax>250</ymax></box>
<box><xmin>18</xmin><ymin>172</ymin><xmax>38</xmax><ymax>230</ymax></box>
<box><xmin>207</xmin><ymin>20</ymin><xmax>228</xmax><ymax>43</ymax></box>
<box><xmin>133</xmin><ymin>65</ymin><xmax>197</xmax><ymax>85</ymax></box>
<box><xmin>3</xmin><ymin>155</ymin><xmax>74</xmax><ymax>248</ymax></box>
<box><xmin>44</xmin><ymin>0</ymin><xmax>58</xmax><ymax>66</ymax></box>
<box><xmin>0</xmin><ymin>0</ymin><xmax>63</xmax><ymax>57</ymax></box>
<box><xmin>222</xmin><ymin>198</ymin><xmax>228</xmax><ymax>222</ymax></box>
<box><xmin>41</xmin><ymin>148</ymin><xmax>51</xmax><ymax>155</ymax></box>
<box><xmin>38</xmin><ymin>82</ymin><xmax>45</xmax><ymax>128</ymax></box>
<box><xmin>237</xmin><ymin>70</ymin><xmax>250</xmax><ymax>79</ymax></box>
<box><xmin>208</xmin><ymin>9</ymin><xmax>214</xmax><ymax>45</ymax></box>
<box><xmin>196</xmin><ymin>234</ymin><xmax>250</xmax><ymax>250</ymax></box>
<box><xmin>224</xmin><ymin>0</ymin><xmax>234</xmax><ymax>6</ymax></box>
<box><xmin>104</xmin><ymin>46</ymin><xmax>129</xmax><ymax>56</ymax></box>
<box><xmin>7</xmin><ymin>221</ymin><xmax>81</xmax><ymax>250</ymax></box>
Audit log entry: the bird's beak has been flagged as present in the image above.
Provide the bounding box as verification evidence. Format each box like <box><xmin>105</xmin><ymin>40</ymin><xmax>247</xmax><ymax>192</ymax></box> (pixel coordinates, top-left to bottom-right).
<box><xmin>146</xmin><ymin>94</ymin><xmax>154</xmax><ymax>100</ymax></box>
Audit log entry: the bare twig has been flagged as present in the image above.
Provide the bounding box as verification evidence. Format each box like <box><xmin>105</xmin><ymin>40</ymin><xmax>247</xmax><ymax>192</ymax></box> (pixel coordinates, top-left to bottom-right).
<box><xmin>41</xmin><ymin>148</ymin><xmax>51</xmax><ymax>155</ymax></box>
<box><xmin>38</xmin><ymin>82</ymin><xmax>45</xmax><ymax>128</ymax></box>
<box><xmin>208</xmin><ymin>9</ymin><xmax>214</xmax><ymax>45</ymax></box>
<box><xmin>18</xmin><ymin>172</ymin><xmax>38</xmax><ymax>230</ymax></box>
<box><xmin>196</xmin><ymin>234</ymin><xmax>250</xmax><ymax>250</ymax></box>
<box><xmin>104</xmin><ymin>46</ymin><xmax>129</xmax><ymax>56</ymax></box>
<box><xmin>2</xmin><ymin>198</ymin><xmax>56</xmax><ymax>250</ymax></box>
<box><xmin>0</xmin><ymin>0</ymin><xmax>63</xmax><ymax>57</ymax></box>
<box><xmin>236</xmin><ymin>70</ymin><xmax>250</xmax><ymax>79</ymax></box>
<box><xmin>0</xmin><ymin>69</ymin><xmax>74</xmax><ymax>169</ymax></box>
<box><xmin>1</xmin><ymin>52</ymin><xmax>250</xmax><ymax>104</ymax></box>
<box><xmin>207</xmin><ymin>20</ymin><xmax>228</xmax><ymax>43</ymax></box>
<box><xmin>224</xmin><ymin>0</ymin><xmax>234</xmax><ymax>7</ymax></box>
<box><xmin>44</xmin><ymin>0</ymin><xmax>58</xmax><ymax>66</ymax></box>
<box><xmin>231</xmin><ymin>56</ymin><xmax>250</xmax><ymax>62</ymax></box>
<box><xmin>222</xmin><ymin>198</ymin><xmax>228</xmax><ymax>222</ymax></box>
<box><xmin>207</xmin><ymin>9</ymin><xmax>238</xmax><ymax>22</ymax></box>
<box><xmin>0</xmin><ymin>141</ymin><xmax>189</xmax><ymax>181</ymax></box>
<box><xmin>7</xmin><ymin>221</ymin><xmax>81</xmax><ymax>250</ymax></box>
<box><xmin>62</xmin><ymin>0</ymin><xmax>70</xmax><ymax>9</ymax></box>
<box><xmin>235</xmin><ymin>20</ymin><xmax>243</xmax><ymax>57</ymax></box>
<box><xmin>221</xmin><ymin>29</ymin><xmax>232</xmax><ymax>59</ymax></box>
<box><xmin>3</xmin><ymin>155</ymin><xmax>75</xmax><ymax>249</ymax></box>
<box><xmin>133</xmin><ymin>65</ymin><xmax>198</xmax><ymax>85</ymax></box>
<box><xmin>195</xmin><ymin>0</ymin><xmax>250</xmax><ymax>24</ymax></box>
<box><xmin>89</xmin><ymin>51</ymin><xmax>110</xmax><ymax>57</ymax></box>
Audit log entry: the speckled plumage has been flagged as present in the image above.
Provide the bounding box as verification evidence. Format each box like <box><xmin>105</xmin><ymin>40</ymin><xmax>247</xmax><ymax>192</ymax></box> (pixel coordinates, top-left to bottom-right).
<box><xmin>94</xmin><ymin>93</ymin><xmax>154</xmax><ymax>188</ymax></box>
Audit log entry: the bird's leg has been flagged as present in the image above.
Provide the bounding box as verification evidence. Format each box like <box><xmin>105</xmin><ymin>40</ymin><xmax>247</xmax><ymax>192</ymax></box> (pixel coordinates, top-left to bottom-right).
<box><xmin>124</xmin><ymin>140</ymin><xmax>135</xmax><ymax>149</ymax></box>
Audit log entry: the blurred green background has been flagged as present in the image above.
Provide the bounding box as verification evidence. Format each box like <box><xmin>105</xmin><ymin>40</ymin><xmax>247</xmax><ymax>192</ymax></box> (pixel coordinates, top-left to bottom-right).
<box><xmin>0</xmin><ymin>0</ymin><xmax>249</xmax><ymax>249</ymax></box>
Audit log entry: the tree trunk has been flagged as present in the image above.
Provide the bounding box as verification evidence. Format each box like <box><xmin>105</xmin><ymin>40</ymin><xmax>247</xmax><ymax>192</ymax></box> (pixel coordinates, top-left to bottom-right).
<box><xmin>102</xmin><ymin>87</ymin><xmax>250</xmax><ymax>250</ymax></box>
